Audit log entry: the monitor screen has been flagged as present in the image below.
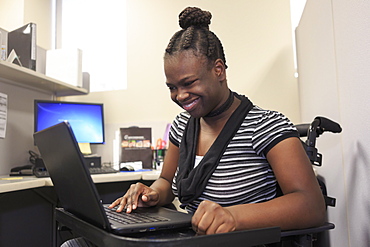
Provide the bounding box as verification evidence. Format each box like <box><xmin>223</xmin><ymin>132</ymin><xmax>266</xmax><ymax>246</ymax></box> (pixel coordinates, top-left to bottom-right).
<box><xmin>34</xmin><ymin>100</ymin><xmax>105</xmax><ymax>144</ymax></box>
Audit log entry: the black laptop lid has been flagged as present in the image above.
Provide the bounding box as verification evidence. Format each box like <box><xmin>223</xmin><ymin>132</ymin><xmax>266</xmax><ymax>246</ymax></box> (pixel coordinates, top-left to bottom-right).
<box><xmin>34</xmin><ymin>121</ymin><xmax>111</xmax><ymax>230</ymax></box>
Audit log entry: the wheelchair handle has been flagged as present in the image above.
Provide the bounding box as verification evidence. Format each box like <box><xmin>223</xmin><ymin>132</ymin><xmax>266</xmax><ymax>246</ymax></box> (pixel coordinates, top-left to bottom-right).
<box><xmin>315</xmin><ymin>116</ymin><xmax>342</xmax><ymax>134</ymax></box>
<box><xmin>308</xmin><ymin>117</ymin><xmax>342</xmax><ymax>147</ymax></box>
<box><xmin>295</xmin><ymin>117</ymin><xmax>342</xmax><ymax>138</ymax></box>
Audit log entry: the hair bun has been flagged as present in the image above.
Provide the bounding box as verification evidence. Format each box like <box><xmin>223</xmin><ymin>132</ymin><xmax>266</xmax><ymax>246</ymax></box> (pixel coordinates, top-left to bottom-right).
<box><xmin>179</xmin><ymin>7</ymin><xmax>212</xmax><ymax>30</ymax></box>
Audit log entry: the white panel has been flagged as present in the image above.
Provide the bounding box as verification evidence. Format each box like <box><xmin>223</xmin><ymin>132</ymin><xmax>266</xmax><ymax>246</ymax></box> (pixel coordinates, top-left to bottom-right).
<box><xmin>296</xmin><ymin>0</ymin><xmax>348</xmax><ymax>246</ymax></box>
<box><xmin>331</xmin><ymin>1</ymin><xmax>370</xmax><ymax>246</ymax></box>
<box><xmin>297</xmin><ymin>0</ymin><xmax>370</xmax><ymax>246</ymax></box>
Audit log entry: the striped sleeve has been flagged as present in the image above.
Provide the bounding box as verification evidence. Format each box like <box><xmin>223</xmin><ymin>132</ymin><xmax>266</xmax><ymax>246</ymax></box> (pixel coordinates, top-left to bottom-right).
<box><xmin>169</xmin><ymin>112</ymin><xmax>190</xmax><ymax>147</ymax></box>
<box><xmin>252</xmin><ymin>109</ymin><xmax>298</xmax><ymax>156</ymax></box>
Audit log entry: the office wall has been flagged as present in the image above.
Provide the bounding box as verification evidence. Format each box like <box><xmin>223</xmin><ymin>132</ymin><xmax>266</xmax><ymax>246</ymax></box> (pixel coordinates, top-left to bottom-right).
<box><xmin>0</xmin><ymin>0</ymin><xmax>24</xmax><ymax>30</ymax></box>
<box><xmin>63</xmin><ymin>0</ymin><xmax>299</xmax><ymax>163</ymax></box>
<box><xmin>0</xmin><ymin>0</ymin><xmax>54</xmax><ymax>175</ymax></box>
<box><xmin>65</xmin><ymin>0</ymin><xmax>299</xmax><ymax>122</ymax></box>
<box><xmin>0</xmin><ymin>1</ymin><xmax>298</xmax><ymax>172</ymax></box>
<box><xmin>0</xmin><ymin>0</ymin><xmax>52</xmax><ymax>49</ymax></box>
<box><xmin>0</xmin><ymin>82</ymin><xmax>52</xmax><ymax>175</ymax></box>
<box><xmin>296</xmin><ymin>0</ymin><xmax>370</xmax><ymax>246</ymax></box>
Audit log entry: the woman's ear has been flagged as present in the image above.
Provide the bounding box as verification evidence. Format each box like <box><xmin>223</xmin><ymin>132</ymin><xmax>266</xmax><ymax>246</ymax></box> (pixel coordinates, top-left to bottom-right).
<box><xmin>214</xmin><ymin>59</ymin><xmax>226</xmax><ymax>80</ymax></box>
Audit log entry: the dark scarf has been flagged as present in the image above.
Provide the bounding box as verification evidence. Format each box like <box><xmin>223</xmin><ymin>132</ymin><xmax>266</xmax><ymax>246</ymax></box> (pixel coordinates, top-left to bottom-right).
<box><xmin>176</xmin><ymin>93</ymin><xmax>253</xmax><ymax>206</ymax></box>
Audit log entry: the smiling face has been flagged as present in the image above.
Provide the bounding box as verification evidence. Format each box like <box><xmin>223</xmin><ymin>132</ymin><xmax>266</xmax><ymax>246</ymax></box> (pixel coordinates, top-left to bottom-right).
<box><xmin>164</xmin><ymin>51</ymin><xmax>228</xmax><ymax>118</ymax></box>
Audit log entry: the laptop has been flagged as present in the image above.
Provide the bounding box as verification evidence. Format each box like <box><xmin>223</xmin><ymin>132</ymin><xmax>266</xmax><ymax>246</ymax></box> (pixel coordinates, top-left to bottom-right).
<box><xmin>33</xmin><ymin>121</ymin><xmax>192</xmax><ymax>235</ymax></box>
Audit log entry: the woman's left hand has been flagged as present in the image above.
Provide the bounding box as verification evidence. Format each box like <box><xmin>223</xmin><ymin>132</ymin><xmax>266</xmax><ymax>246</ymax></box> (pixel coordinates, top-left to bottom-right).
<box><xmin>191</xmin><ymin>200</ymin><xmax>236</xmax><ymax>235</ymax></box>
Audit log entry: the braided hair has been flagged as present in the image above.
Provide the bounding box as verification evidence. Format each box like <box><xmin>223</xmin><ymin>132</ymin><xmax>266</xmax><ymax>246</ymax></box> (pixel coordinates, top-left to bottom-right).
<box><xmin>165</xmin><ymin>7</ymin><xmax>228</xmax><ymax>69</ymax></box>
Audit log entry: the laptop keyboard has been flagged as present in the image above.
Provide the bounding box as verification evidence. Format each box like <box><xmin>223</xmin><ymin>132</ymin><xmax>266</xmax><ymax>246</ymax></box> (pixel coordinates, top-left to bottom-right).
<box><xmin>104</xmin><ymin>206</ymin><xmax>170</xmax><ymax>225</ymax></box>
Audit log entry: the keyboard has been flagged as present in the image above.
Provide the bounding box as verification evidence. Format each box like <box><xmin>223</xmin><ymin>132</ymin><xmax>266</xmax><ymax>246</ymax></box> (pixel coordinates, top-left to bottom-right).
<box><xmin>104</xmin><ymin>206</ymin><xmax>170</xmax><ymax>225</ymax></box>
<box><xmin>89</xmin><ymin>167</ymin><xmax>118</xmax><ymax>174</ymax></box>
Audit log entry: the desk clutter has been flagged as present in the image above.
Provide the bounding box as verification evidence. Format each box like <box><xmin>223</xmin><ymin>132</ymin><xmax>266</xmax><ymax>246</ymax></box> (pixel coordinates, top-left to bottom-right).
<box><xmin>120</xmin><ymin>127</ymin><xmax>153</xmax><ymax>169</ymax></box>
<box><xmin>10</xmin><ymin>150</ymin><xmax>49</xmax><ymax>177</ymax></box>
<box><xmin>0</xmin><ymin>23</ymin><xmax>36</xmax><ymax>71</ymax></box>
<box><xmin>119</xmin><ymin>126</ymin><xmax>168</xmax><ymax>170</ymax></box>
<box><xmin>9</xmin><ymin>144</ymin><xmax>164</xmax><ymax>177</ymax></box>
<box><xmin>10</xmin><ymin>151</ymin><xmax>118</xmax><ymax>177</ymax></box>
<box><xmin>0</xmin><ymin>23</ymin><xmax>89</xmax><ymax>90</ymax></box>
<box><xmin>8</xmin><ymin>123</ymin><xmax>169</xmax><ymax>177</ymax></box>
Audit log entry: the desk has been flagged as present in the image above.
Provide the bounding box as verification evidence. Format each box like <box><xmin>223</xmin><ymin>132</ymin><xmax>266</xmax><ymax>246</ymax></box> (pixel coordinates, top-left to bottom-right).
<box><xmin>56</xmin><ymin>208</ymin><xmax>281</xmax><ymax>247</ymax></box>
<box><xmin>0</xmin><ymin>172</ymin><xmax>152</xmax><ymax>192</ymax></box>
<box><xmin>0</xmin><ymin>171</ymin><xmax>158</xmax><ymax>247</ymax></box>
<box><xmin>0</xmin><ymin>172</ymin><xmax>334</xmax><ymax>247</ymax></box>
<box><xmin>55</xmin><ymin>207</ymin><xmax>334</xmax><ymax>247</ymax></box>
<box><xmin>0</xmin><ymin>171</ymin><xmax>155</xmax><ymax>189</ymax></box>
<box><xmin>0</xmin><ymin>176</ymin><xmax>45</xmax><ymax>193</ymax></box>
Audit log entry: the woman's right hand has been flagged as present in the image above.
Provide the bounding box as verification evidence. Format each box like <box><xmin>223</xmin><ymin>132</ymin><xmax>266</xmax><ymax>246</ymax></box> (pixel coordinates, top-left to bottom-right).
<box><xmin>108</xmin><ymin>182</ymin><xmax>160</xmax><ymax>213</ymax></box>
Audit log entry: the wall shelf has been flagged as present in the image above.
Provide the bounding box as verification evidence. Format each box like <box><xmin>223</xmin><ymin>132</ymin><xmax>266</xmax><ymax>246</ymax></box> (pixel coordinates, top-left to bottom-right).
<box><xmin>0</xmin><ymin>60</ymin><xmax>88</xmax><ymax>96</ymax></box>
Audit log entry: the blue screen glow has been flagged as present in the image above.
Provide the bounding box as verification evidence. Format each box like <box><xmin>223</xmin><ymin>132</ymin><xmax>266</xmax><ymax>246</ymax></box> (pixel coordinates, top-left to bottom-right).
<box><xmin>35</xmin><ymin>101</ymin><xmax>105</xmax><ymax>144</ymax></box>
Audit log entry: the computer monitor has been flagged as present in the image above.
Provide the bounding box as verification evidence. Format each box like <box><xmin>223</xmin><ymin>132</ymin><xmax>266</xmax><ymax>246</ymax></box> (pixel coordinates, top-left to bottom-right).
<box><xmin>34</xmin><ymin>100</ymin><xmax>105</xmax><ymax>146</ymax></box>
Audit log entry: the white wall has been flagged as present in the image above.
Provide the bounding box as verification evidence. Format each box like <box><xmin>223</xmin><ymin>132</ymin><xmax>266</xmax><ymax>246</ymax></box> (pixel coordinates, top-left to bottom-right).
<box><xmin>0</xmin><ymin>0</ymin><xmax>298</xmax><ymax>174</ymax></box>
<box><xmin>63</xmin><ymin>0</ymin><xmax>299</xmax><ymax>163</ymax></box>
<box><xmin>0</xmin><ymin>82</ymin><xmax>52</xmax><ymax>175</ymax></box>
<box><xmin>0</xmin><ymin>0</ymin><xmax>54</xmax><ymax>175</ymax></box>
<box><xmin>0</xmin><ymin>0</ymin><xmax>53</xmax><ymax>49</ymax></box>
<box><xmin>296</xmin><ymin>0</ymin><xmax>370</xmax><ymax>246</ymax></box>
<box><xmin>0</xmin><ymin>0</ymin><xmax>24</xmax><ymax>30</ymax></box>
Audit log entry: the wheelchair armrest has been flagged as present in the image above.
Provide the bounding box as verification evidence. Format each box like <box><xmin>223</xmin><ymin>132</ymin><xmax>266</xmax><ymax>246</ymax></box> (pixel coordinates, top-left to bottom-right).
<box><xmin>281</xmin><ymin>222</ymin><xmax>335</xmax><ymax>238</ymax></box>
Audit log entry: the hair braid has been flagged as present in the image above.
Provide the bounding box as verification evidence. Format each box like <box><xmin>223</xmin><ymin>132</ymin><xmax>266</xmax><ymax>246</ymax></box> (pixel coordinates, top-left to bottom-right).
<box><xmin>206</xmin><ymin>31</ymin><xmax>215</xmax><ymax>57</ymax></box>
<box><xmin>182</xmin><ymin>26</ymin><xmax>195</xmax><ymax>49</ymax></box>
<box><xmin>164</xmin><ymin>7</ymin><xmax>228</xmax><ymax>69</ymax></box>
<box><xmin>211</xmin><ymin>31</ymin><xmax>228</xmax><ymax>69</ymax></box>
<box><xmin>165</xmin><ymin>30</ymin><xmax>183</xmax><ymax>54</ymax></box>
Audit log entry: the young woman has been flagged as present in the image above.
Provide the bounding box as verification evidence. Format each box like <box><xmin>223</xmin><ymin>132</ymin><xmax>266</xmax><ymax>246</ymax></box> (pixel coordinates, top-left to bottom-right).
<box><xmin>110</xmin><ymin>6</ymin><xmax>325</xmax><ymax>235</ymax></box>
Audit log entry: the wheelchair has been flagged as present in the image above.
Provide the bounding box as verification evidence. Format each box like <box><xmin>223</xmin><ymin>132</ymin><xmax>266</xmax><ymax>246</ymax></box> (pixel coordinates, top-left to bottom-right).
<box><xmin>278</xmin><ymin>116</ymin><xmax>342</xmax><ymax>247</ymax></box>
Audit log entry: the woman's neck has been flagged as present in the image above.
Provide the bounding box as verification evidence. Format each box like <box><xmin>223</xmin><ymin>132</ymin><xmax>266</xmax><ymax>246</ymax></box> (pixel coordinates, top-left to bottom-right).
<box><xmin>201</xmin><ymin>95</ymin><xmax>241</xmax><ymax>129</ymax></box>
<box><xmin>205</xmin><ymin>90</ymin><xmax>234</xmax><ymax>117</ymax></box>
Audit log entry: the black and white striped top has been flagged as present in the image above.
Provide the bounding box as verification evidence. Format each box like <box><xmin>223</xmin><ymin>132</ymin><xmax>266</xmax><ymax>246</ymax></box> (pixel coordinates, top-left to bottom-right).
<box><xmin>169</xmin><ymin>105</ymin><xmax>298</xmax><ymax>213</ymax></box>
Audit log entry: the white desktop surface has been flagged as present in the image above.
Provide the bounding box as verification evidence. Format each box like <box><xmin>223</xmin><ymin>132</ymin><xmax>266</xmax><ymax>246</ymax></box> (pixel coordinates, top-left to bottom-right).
<box><xmin>43</xmin><ymin>172</ymin><xmax>143</xmax><ymax>186</ymax></box>
<box><xmin>0</xmin><ymin>176</ymin><xmax>45</xmax><ymax>193</ymax></box>
<box><xmin>0</xmin><ymin>171</ymin><xmax>159</xmax><ymax>193</ymax></box>
<box><xmin>141</xmin><ymin>170</ymin><xmax>161</xmax><ymax>180</ymax></box>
